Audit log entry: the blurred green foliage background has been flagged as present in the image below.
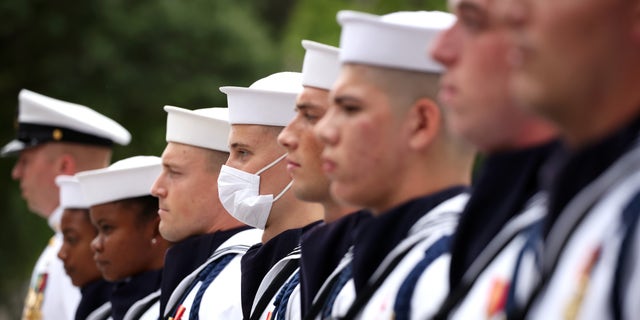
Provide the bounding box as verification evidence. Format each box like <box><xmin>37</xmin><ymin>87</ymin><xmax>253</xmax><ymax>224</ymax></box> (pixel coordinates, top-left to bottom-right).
<box><xmin>0</xmin><ymin>0</ymin><xmax>446</xmax><ymax>317</ymax></box>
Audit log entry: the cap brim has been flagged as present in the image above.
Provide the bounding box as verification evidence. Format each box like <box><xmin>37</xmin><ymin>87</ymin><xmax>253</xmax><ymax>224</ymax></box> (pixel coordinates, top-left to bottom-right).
<box><xmin>0</xmin><ymin>140</ymin><xmax>26</xmax><ymax>157</ymax></box>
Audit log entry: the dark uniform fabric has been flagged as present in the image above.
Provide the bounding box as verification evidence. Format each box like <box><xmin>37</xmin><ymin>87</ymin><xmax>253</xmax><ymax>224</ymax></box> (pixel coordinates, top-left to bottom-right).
<box><xmin>449</xmin><ymin>141</ymin><xmax>558</xmax><ymax>290</ymax></box>
<box><xmin>507</xmin><ymin>113</ymin><xmax>640</xmax><ymax>319</ymax></box>
<box><xmin>543</xmin><ymin>115</ymin><xmax>640</xmax><ymax>239</ymax></box>
<box><xmin>240</xmin><ymin>221</ymin><xmax>322</xmax><ymax>319</ymax></box>
<box><xmin>159</xmin><ymin>226</ymin><xmax>251</xmax><ymax>315</ymax></box>
<box><xmin>351</xmin><ymin>186</ymin><xmax>468</xmax><ymax>292</ymax></box>
<box><xmin>110</xmin><ymin>269</ymin><xmax>162</xmax><ymax>320</ymax></box>
<box><xmin>299</xmin><ymin>210</ymin><xmax>372</xmax><ymax>315</ymax></box>
<box><xmin>75</xmin><ymin>279</ymin><xmax>113</xmax><ymax>320</ymax></box>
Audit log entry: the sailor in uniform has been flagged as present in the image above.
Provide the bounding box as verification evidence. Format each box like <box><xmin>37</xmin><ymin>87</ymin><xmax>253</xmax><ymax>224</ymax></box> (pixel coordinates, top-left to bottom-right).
<box><xmin>219</xmin><ymin>72</ymin><xmax>324</xmax><ymax>320</ymax></box>
<box><xmin>312</xmin><ymin>10</ymin><xmax>476</xmax><ymax>319</ymax></box>
<box><xmin>496</xmin><ymin>0</ymin><xmax>640</xmax><ymax>318</ymax></box>
<box><xmin>276</xmin><ymin>40</ymin><xmax>369</xmax><ymax>319</ymax></box>
<box><xmin>56</xmin><ymin>175</ymin><xmax>113</xmax><ymax>320</ymax></box>
<box><xmin>151</xmin><ymin>106</ymin><xmax>262</xmax><ymax>320</ymax></box>
<box><xmin>76</xmin><ymin>156</ymin><xmax>171</xmax><ymax>320</ymax></box>
<box><xmin>415</xmin><ymin>0</ymin><xmax>560</xmax><ymax>318</ymax></box>
<box><xmin>2</xmin><ymin>89</ymin><xmax>130</xmax><ymax>320</ymax></box>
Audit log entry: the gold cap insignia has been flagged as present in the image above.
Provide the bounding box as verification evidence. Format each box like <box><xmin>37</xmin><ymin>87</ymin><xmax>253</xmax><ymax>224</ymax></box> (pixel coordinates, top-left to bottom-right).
<box><xmin>52</xmin><ymin>129</ymin><xmax>63</xmax><ymax>141</ymax></box>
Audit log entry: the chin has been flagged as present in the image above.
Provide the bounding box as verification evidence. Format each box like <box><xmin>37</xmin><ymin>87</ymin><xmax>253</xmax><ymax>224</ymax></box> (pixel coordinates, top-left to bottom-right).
<box><xmin>72</xmin><ymin>278</ymin><xmax>89</xmax><ymax>287</ymax></box>
<box><xmin>291</xmin><ymin>184</ymin><xmax>316</xmax><ymax>201</ymax></box>
<box><xmin>160</xmin><ymin>230</ymin><xmax>179</xmax><ymax>243</ymax></box>
<box><xmin>102</xmin><ymin>273</ymin><xmax>121</xmax><ymax>282</ymax></box>
<box><xmin>159</xmin><ymin>223</ymin><xmax>174</xmax><ymax>239</ymax></box>
<box><xmin>330</xmin><ymin>184</ymin><xmax>361</xmax><ymax>208</ymax></box>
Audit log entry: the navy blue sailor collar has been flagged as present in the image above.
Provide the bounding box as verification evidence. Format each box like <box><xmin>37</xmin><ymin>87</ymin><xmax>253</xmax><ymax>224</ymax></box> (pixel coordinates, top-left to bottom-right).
<box><xmin>543</xmin><ymin>113</ymin><xmax>640</xmax><ymax>238</ymax></box>
<box><xmin>76</xmin><ymin>279</ymin><xmax>113</xmax><ymax>320</ymax></box>
<box><xmin>449</xmin><ymin>140</ymin><xmax>560</xmax><ymax>290</ymax></box>
<box><xmin>159</xmin><ymin>226</ymin><xmax>251</xmax><ymax>315</ymax></box>
<box><xmin>110</xmin><ymin>269</ymin><xmax>162</xmax><ymax>320</ymax></box>
<box><xmin>351</xmin><ymin>186</ymin><xmax>469</xmax><ymax>292</ymax></box>
<box><xmin>299</xmin><ymin>210</ymin><xmax>372</xmax><ymax>315</ymax></box>
<box><xmin>240</xmin><ymin>220</ymin><xmax>322</xmax><ymax>319</ymax></box>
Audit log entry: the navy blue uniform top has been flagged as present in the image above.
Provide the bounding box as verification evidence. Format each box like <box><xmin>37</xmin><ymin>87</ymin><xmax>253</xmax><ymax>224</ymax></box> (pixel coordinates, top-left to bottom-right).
<box><xmin>448</xmin><ymin>141</ymin><xmax>558</xmax><ymax>290</ymax></box>
<box><xmin>543</xmin><ymin>114</ymin><xmax>640</xmax><ymax>239</ymax></box>
<box><xmin>298</xmin><ymin>210</ymin><xmax>372</xmax><ymax>315</ymax></box>
<box><xmin>351</xmin><ymin>186</ymin><xmax>468</xmax><ymax>292</ymax></box>
<box><xmin>110</xmin><ymin>269</ymin><xmax>162</xmax><ymax>320</ymax></box>
<box><xmin>240</xmin><ymin>221</ymin><xmax>322</xmax><ymax>319</ymax></box>
<box><xmin>76</xmin><ymin>279</ymin><xmax>113</xmax><ymax>320</ymax></box>
<box><xmin>159</xmin><ymin>226</ymin><xmax>251</xmax><ymax>315</ymax></box>
<box><xmin>501</xmin><ymin>112</ymin><xmax>640</xmax><ymax>320</ymax></box>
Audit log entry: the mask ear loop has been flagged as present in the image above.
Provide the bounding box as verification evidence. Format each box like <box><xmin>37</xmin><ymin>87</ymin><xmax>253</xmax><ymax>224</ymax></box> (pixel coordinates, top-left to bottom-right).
<box><xmin>255</xmin><ymin>153</ymin><xmax>293</xmax><ymax>201</ymax></box>
<box><xmin>274</xmin><ymin>180</ymin><xmax>293</xmax><ymax>201</ymax></box>
<box><xmin>256</xmin><ymin>153</ymin><xmax>288</xmax><ymax>175</ymax></box>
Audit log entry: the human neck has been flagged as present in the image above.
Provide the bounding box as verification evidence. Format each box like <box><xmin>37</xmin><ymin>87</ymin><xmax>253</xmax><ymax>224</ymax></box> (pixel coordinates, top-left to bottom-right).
<box><xmin>562</xmin><ymin>97</ymin><xmax>640</xmax><ymax>149</ymax></box>
<box><xmin>261</xmin><ymin>196</ymin><xmax>322</xmax><ymax>243</ymax></box>
<box><xmin>562</xmin><ymin>59</ymin><xmax>640</xmax><ymax>148</ymax></box>
<box><xmin>321</xmin><ymin>199</ymin><xmax>358</xmax><ymax>223</ymax></box>
<box><xmin>369</xmin><ymin>155</ymin><xmax>472</xmax><ymax>216</ymax></box>
<box><xmin>204</xmin><ymin>212</ymin><xmax>245</xmax><ymax>234</ymax></box>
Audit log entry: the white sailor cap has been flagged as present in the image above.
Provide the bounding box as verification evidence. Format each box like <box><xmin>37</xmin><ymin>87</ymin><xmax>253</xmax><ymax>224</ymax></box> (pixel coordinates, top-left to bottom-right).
<box><xmin>164</xmin><ymin>106</ymin><xmax>230</xmax><ymax>152</ymax></box>
<box><xmin>219</xmin><ymin>72</ymin><xmax>302</xmax><ymax>126</ymax></box>
<box><xmin>301</xmin><ymin>40</ymin><xmax>340</xmax><ymax>91</ymax></box>
<box><xmin>1</xmin><ymin>89</ymin><xmax>131</xmax><ymax>157</ymax></box>
<box><xmin>56</xmin><ymin>175</ymin><xmax>90</xmax><ymax>210</ymax></box>
<box><xmin>337</xmin><ymin>10</ymin><xmax>455</xmax><ymax>73</ymax></box>
<box><xmin>76</xmin><ymin>156</ymin><xmax>161</xmax><ymax>207</ymax></box>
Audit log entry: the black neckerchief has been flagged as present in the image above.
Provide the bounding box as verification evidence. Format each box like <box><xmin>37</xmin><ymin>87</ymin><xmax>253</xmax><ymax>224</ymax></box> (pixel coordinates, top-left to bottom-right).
<box><xmin>76</xmin><ymin>279</ymin><xmax>113</xmax><ymax>320</ymax></box>
<box><xmin>544</xmin><ymin>114</ymin><xmax>640</xmax><ymax>238</ymax></box>
<box><xmin>449</xmin><ymin>141</ymin><xmax>559</xmax><ymax>289</ymax></box>
<box><xmin>240</xmin><ymin>221</ymin><xmax>322</xmax><ymax>319</ymax></box>
<box><xmin>159</xmin><ymin>226</ymin><xmax>250</xmax><ymax>315</ymax></box>
<box><xmin>351</xmin><ymin>186</ymin><xmax>468</xmax><ymax>292</ymax></box>
<box><xmin>299</xmin><ymin>211</ymin><xmax>372</xmax><ymax>315</ymax></box>
<box><xmin>110</xmin><ymin>269</ymin><xmax>162</xmax><ymax>320</ymax></box>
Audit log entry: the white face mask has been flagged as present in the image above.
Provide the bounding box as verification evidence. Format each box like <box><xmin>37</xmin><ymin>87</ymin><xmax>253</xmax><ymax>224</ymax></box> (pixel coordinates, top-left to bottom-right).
<box><xmin>218</xmin><ymin>154</ymin><xmax>293</xmax><ymax>229</ymax></box>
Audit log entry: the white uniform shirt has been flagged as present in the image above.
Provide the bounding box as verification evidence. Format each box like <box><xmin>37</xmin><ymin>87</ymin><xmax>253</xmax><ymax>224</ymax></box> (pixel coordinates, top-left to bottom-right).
<box><xmin>279</xmin><ymin>281</ymin><xmax>302</xmax><ymax>320</ymax></box>
<box><xmin>321</xmin><ymin>193</ymin><xmax>469</xmax><ymax>319</ymax></box>
<box><xmin>360</xmin><ymin>193</ymin><xmax>468</xmax><ymax>320</ymax></box>
<box><xmin>308</xmin><ymin>251</ymin><xmax>355</xmax><ymax>319</ymax></box>
<box><xmin>515</xmin><ymin>144</ymin><xmax>640</xmax><ymax>319</ymax></box>
<box><xmin>163</xmin><ymin>229</ymin><xmax>262</xmax><ymax>320</ymax></box>
<box><xmin>22</xmin><ymin>207</ymin><xmax>81</xmax><ymax>320</ymax></box>
<box><xmin>86</xmin><ymin>302</ymin><xmax>111</xmax><ymax>320</ymax></box>
<box><xmin>123</xmin><ymin>290</ymin><xmax>161</xmax><ymax>320</ymax></box>
<box><xmin>449</xmin><ymin>195</ymin><xmax>546</xmax><ymax>319</ymax></box>
<box><xmin>250</xmin><ymin>250</ymin><xmax>301</xmax><ymax>320</ymax></box>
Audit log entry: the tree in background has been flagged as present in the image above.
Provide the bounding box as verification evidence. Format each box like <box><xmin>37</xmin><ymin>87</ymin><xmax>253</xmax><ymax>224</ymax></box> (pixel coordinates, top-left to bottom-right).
<box><xmin>0</xmin><ymin>0</ymin><xmax>445</xmax><ymax>317</ymax></box>
<box><xmin>0</xmin><ymin>1</ymin><xmax>277</xmax><ymax>317</ymax></box>
<box><xmin>280</xmin><ymin>0</ymin><xmax>447</xmax><ymax>69</ymax></box>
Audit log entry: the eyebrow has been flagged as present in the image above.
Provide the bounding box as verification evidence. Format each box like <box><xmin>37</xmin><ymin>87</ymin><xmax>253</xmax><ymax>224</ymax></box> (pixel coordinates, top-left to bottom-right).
<box><xmin>296</xmin><ymin>102</ymin><xmax>321</xmax><ymax>111</ymax></box>
<box><xmin>162</xmin><ymin>158</ymin><xmax>182</xmax><ymax>170</ymax></box>
<box><xmin>161</xmin><ymin>158</ymin><xmax>174</xmax><ymax>167</ymax></box>
<box><xmin>229</xmin><ymin>142</ymin><xmax>252</xmax><ymax>150</ymax></box>
<box><xmin>457</xmin><ymin>1</ymin><xmax>486</xmax><ymax>16</ymax></box>
<box><xmin>333</xmin><ymin>95</ymin><xmax>361</xmax><ymax>105</ymax></box>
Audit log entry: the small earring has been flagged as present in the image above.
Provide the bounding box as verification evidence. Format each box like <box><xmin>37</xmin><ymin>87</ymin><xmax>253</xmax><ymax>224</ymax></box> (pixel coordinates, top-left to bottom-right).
<box><xmin>151</xmin><ymin>238</ymin><xmax>157</xmax><ymax>245</ymax></box>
